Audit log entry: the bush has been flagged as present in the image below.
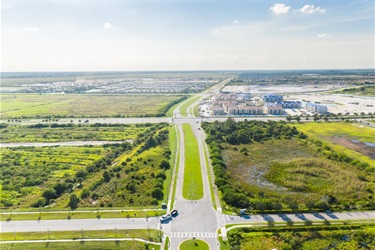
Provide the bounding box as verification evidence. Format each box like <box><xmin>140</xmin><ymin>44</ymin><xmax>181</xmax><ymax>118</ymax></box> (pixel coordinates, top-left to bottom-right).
<box><xmin>31</xmin><ymin>198</ymin><xmax>46</xmax><ymax>208</ymax></box>
<box><xmin>80</xmin><ymin>188</ymin><xmax>90</xmax><ymax>199</ymax></box>
<box><xmin>151</xmin><ymin>188</ymin><xmax>164</xmax><ymax>200</ymax></box>
<box><xmin>159</xmin><ymin>159</ymin><xmax>171</xmax><ymax>170</ymax></box>
<box><xmin>68</xmin><ymin>194</ymin><xmax>79</xmax><ymax>210</ymax></box>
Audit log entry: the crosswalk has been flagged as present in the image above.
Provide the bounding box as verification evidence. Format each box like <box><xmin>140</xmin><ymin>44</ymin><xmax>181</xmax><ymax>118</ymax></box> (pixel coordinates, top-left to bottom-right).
<box><xmin>169</xmin><ymin>232</ymin><xmax>217</xmax><ymax>238</ymax></box>
<box><xmin>216</xmin><ymin>209</ymin><xmax>226</xmax><ymax>228</ymax></box>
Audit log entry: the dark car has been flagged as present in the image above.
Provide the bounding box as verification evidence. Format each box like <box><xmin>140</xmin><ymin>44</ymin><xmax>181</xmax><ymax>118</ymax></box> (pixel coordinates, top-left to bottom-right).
<box><xmin>171</xmin><ymin>209</ymin><xmax>178</xmax><ymax>217</ymax></box>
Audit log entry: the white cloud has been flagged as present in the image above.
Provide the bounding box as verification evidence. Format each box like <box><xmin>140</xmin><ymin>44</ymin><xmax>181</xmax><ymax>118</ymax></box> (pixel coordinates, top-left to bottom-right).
<box><xmin>296</xmin><ymin>5</ymin><xmax>326</xmax><ymax>14</ymax></box>
<box><xmin>104</xmin><ymin>22</ymin><xmax>114</xmax><ymax>29</ymax></box>
<box><xmin>317</xmin><ymin>33</ymin><xmax>330</xmax><ymax>38</ymax></box>
<box><xmin>233</xmin><ymin>20</ymin><xmax>239</xmax><ymax>24</ymax></box>
<box><xmin>269</xmin><ymin>3</ymin><xmax>291</xmax><ymax>15</ymax></box>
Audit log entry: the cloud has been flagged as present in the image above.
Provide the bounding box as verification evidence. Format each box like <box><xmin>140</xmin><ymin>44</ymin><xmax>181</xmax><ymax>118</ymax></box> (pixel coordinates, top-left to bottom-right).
<box><xmin>104</xmin><ymin>22</ymin><xmax>114</xmax><ymax>29</ymax></box>
<box><xmin>233</xmin><ymin>20</ymin><xmax>239</xmax><ymax>24</ymax></box>
<box><xmin>296</xmin><ymin>5</ymin><xmax>326</xmax><ymax>14</ymax></box>
<box><xmin>269</xmin><ymin>3</ymin><xmax>291</xmax><ymax>15</ymax></box>
<box><xmin>317</xmin><ymin>33</ymin><xmax>330</xmax><ymax>38</ymax></box>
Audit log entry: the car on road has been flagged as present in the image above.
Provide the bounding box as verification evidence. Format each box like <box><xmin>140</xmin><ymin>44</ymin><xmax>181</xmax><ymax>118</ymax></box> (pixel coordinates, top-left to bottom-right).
<box><xmin>171</xmin><ymin>209</ymin><xmax>178</xmax><ymax>217</ymax></box>
<box><xmin>160</xmin><ymin>214</ymin><xmax>172</xmax><ymax>223</ymax></box>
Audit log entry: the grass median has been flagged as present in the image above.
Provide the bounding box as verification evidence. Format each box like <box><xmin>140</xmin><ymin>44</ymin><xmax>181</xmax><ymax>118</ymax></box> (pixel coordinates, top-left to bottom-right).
<box><xmin>182</xmin><ymin>124</ymin><xmax>203</xmax><ymax>200</ymax></box>
<box><xmin>179</xmin><ymin>96</ymin><xmax>202</xmax><ymax>117</ymax></box>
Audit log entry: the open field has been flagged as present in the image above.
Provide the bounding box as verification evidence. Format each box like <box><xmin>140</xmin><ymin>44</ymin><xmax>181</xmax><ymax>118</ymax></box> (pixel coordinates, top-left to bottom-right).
<box><xmin>0</xmin><ymin>209</ymin><xmax>165</xmax><ymax>221</ymax></box>
<box><xmin>0</xmin><ymin>94</ymin><xmax>184</xmax><ymax>119</ymax></box>
<box><xmin>294</xmin><ymin>122</ymin><xmax>375</xmax><ymax>167</ymax></box>
<box><xmin>0</xmin><ymin>229</ymin><xmax>161</xmax><ymax>241</ymax></box>
<box><xmin>0</xmin><ymin>124</ymin><xmax>145</xmax><ymax>143</ymax></box>
<box><xmin>227</xmin><ymin>224</ymin><xmax>375</xmax><ymax>250</ymax></box>
<box><xmin>1</xmin><ymin>241</ymin><xmax>161</xmax><ymax>250</ymax></box>
<box><xmin>182</xmin><ymin>124</ymin><xmax>203</xmax><ymax>200</ymax></box>
<box><xmin>334</xmin><ymin>85</ymin><xmax>375</xmax><ymax>96</ymax></box>
<box><xmin>0</xmin><ymin>123</ymin><xmax>173</xmax><ymax>210</ymax></box>
<box><xmin>203</xmin><ymin>120</ymin><xmax>375</xmax><ymax>212</ymax></box>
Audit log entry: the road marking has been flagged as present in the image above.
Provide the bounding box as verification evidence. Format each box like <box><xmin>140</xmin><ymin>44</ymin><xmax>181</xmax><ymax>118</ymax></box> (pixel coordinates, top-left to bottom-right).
<box><xmin>169</xmin><ymin>232</ymin><xmax>217</xmax><ymax>238</ymax></box>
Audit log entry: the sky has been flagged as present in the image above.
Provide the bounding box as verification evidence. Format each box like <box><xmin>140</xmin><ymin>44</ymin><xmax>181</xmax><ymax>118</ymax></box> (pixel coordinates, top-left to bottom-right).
<box><xmin>1</xmin><ymin>0</ymin><xmax>374</xmax><ymax>71</ymax></box>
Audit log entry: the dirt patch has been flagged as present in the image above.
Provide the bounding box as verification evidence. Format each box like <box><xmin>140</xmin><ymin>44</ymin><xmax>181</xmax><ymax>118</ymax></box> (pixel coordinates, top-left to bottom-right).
<box><xmin>330</xmin><ymin>137</ymin><xmax>375</xmax><ymax>159</ymax></box>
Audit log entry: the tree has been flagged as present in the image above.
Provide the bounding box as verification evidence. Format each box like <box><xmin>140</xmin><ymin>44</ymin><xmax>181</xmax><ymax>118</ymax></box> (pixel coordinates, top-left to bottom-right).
<box><xmin>295</xmin><ymin>116</ymin><xmax>301</xmax><ymax>122</ymax></box>
<box><xmin>53</xmin><ymin>182</ymin><xmax>67</xmax><ymax>196</ymax></box>
<box><xmin>75</xmin><ymin>169</ymin><xmax>88</xmax><ymax>179</ymax></box>
<box><xmin>80</xmin><ymin>188</ymin><xmax>90</xmax><ymax>199</ymax></box>
<box><xmin>42</xmin><ymin>188</ymin><xmax>57</xmax><ymax>203</ymax></box>
<box><xmin>68</xmin><ymin>194</ymin><xmax>79</xmax><ymax>210</ymax></box>
<box><xmin>103</xmin><ymin>171</ymin><xmax>111</xmax><ymax>182</ymax></box>
<box><xmin>66</xmin><ymin>183</ymin><xmax>74</xmax><ymax>192</ymax></box>
<box><xmin>159</xmin><ymin>159</ymin><xmax>170</xmax><ymax>170</ymax></box>
<box><xmin>151</xmin><ymin>198</ymin><xmax>158</xmax><ymax>206</ymax></box>
<box><xmin>151</xmin><ymin>188</ymin><xmax>164</xmax><ymax>200</ymax></box>
<box><xmin>286</xmin><ymin>116</ymin><xmax>292</xmax><ymax>122</ymax></box>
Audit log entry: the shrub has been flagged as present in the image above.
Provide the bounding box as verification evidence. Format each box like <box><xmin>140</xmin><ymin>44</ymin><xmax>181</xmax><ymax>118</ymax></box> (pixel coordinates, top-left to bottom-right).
<box><xmin>151</xmin><ymin>188</ymin><xmax>164</xmax><ymax>200</ymax></box>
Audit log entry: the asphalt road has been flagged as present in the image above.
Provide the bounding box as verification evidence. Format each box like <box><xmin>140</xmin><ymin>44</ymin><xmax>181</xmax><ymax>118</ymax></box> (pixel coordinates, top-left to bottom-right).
<box><xmin>2</xmin><ymin>81</ymin><xmax>374</xmax><ymax>249</ymax></box>
<box><xmin>1</xmin><ymin>217</ymin><xmax>159</xmax><ymax>233</ymax></box>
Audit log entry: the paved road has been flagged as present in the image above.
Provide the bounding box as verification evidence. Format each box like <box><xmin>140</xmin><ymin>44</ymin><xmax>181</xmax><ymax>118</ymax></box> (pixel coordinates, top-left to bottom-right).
<box><xmin>1</xmin><ymin>217</ymin><xmax>159</xmax><ymax>233</ymax></box>
<box><xmin>166</xmin><ymin>121</ymin><xmax>219</xmax><ymax>249</ymax></box>
<box><xmin>225</xmin><ymin>211</ymin><xmax>375</xmax><ymax>225</ymax></box>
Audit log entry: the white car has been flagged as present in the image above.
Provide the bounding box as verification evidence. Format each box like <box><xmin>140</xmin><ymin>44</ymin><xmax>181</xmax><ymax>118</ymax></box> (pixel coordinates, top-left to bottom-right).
<box><xmin>160</xmin><ymin>214</ymin><xmax>172</xmax><ymax>222</ymax></box>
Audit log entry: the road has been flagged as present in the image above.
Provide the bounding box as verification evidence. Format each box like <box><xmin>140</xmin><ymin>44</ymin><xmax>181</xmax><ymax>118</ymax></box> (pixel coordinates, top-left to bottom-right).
<box><xmin>1</xmin><ymin>217</ymin><xmax>159</xmax><ymax>233</ymax></box>
<box><xmin>1</xmin><ymin>79</ymin><xmax>375</xmax><ymax>249</ymax></box>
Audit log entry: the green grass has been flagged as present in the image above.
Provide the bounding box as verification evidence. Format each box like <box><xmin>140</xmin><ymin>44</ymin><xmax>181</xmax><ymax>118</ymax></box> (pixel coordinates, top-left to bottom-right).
<box><xmin>0</xmin><ymin>241</ymin><xmax>161</xmax><ymax>250</ymax></box>
<box><xmin>0</xmin><ymin>124</ymin><xmax>145</xmax><ymax>143</ymax></box>
<box><xmin>182</xmin><ymin>124</ymin><xmax>203</xmax><ymax>200</ymax></box>
<box><xmin>294</xmin><ymin>122</ymin><xmax>375</xmax><ymax>167</ymax></box>
<box><xmin>203</xmin><ymin>139</ymin><xmax>216</xmax><ymax>209</ymax></box>
<box><xmin>228</xmin><ymin>224</ymin><xmax>375</xmax><ymax>250</ymax></box>
<box><xmin>0</xmin><ymin>124</ymin><xmax>172</xmax><ymax>210</ymax></box>
<box><xmin>170</xmin><ymin>125</ymin><xmax>180</xmax><ymax>208</ymax></box>
<box><xmin>1</xmin><ymin>210</ymin><xmax>165</xmax><ymax>221</ymax></box>
<box><xmin>179</xmin><ymin>96</ymin><xmax>202</xmax><ymax>116</ymax></box>
<box><xmin>164</xmin><ymin>236</ymin><xmax>170</xmax><ymax>250</ymax></box>
<box><xmin>0</xmin><ymin>94</ymin><xmax>182</xmax><ymax>119</ymax></box>
<box><xmin>333</xmin><ymin>85</ymin><xmax>375</xmax><ymax>96</ymax></box>
<box><xmin>179</xmin><ymin>239</ymin><xmax>209</xmax><ymax>250</ymax></box>
<box><xmin>222</xmin><ymin>138</ymin><xmax>374</xmax><ymax>211</ymax></box>
<box><xmin>1</xmin><ymin>229</ymin><xmax>162</xmax><ymax>241</ymax></box>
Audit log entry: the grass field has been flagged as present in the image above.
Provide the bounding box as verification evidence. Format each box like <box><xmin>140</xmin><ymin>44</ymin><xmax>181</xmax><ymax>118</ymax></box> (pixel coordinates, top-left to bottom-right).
<box><xmin>334</xmin><ymin>85</ymin><xmax>375</xmax><ymax>96</ymax></box>
<box><xmin>1</xmin><ymin>229</ymin><xmax>161</xmax><ymax>241</ymax></box>
<box><xmin>0</xmin><ymin>123</ymin><xmax>173</xmax><ymax>210</ymax></box>
<box><xmin>1</xmin><ymin>241</ymin><xmax>161</xmax><ymax>250</ymax></box>
<box><xmin>0</xmin><ymin>124</ymin><xmax>145</xmax><ymax>143</ymax></box>
<box><xmin>228</xmin><ymin>224</ymin><xmax>375</xmax><ymax>250</ymax></box>
<box><xmin>179</xmin><ymin>239</ymin><xmax>209</xmax><ymax>250</ymax></box>
<box><xmin>182</xmin><ymin>124</ymin><xmax>203</xmax><ymax>200</ymax></box>
<box><xmin>202</xmin><ymin>120</ymin><xmax>374</xmax><ymax>212</ymax></box>
<box><xmin>1</xmin><ymin>210</ymin><xmax>165</xmax><ymax>221</ymax></box>
<box><xmin>294</xmin><ymin>122</ymin><xmax>375</xmax><ymax>167</ymax></box>
<box><xmin>0</xmin><ymin>94</ymin><xmax>182</xmax><ymax>118</ymax></box>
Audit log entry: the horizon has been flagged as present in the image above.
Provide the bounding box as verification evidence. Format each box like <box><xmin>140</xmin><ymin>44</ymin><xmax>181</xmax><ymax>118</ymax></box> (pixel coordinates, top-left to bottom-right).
<box><xmin>2</xmin><ymin>0</ymin><xmax>374</xmax><ymax>71</ymax></box>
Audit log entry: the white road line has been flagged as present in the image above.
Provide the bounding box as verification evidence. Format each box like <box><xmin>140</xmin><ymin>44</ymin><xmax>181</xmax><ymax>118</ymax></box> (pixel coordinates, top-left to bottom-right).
<box><xmin>168</xmin><ymin>232</ymin><xmax>217</xmax><ymax>238</ymax></box>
